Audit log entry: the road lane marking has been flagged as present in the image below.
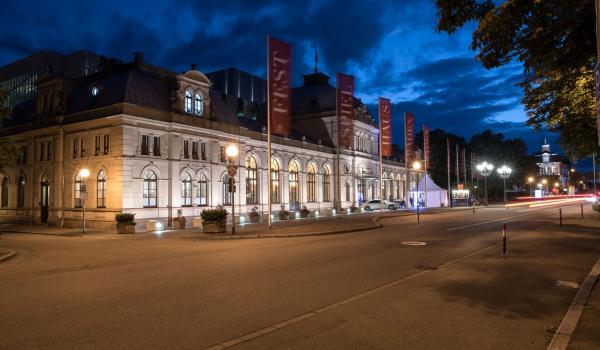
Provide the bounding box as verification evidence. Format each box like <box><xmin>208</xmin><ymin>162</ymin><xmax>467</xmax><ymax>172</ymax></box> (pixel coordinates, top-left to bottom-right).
<box><xmin>446</xmin><ymin>213</ymin><xmax>532</xmax><ymax>231</ymax></box>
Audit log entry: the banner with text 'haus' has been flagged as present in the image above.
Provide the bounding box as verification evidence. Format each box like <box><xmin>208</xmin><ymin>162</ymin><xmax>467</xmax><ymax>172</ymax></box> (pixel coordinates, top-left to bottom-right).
<box><xmin>379</xmin><ymin>97</ymin><xmax>392</xmax><ymax>157</ymax></box>
<box><xmin>336</xmin><ymin>73</ymin><xmax>354</xmax><ymax>148</ymax></box>
<box><xmin>404</xmin><ymin>112</ymin><xmax>415</xmax><ymax>166</ymax></box>
<box><xmin>268</xmin><ymin>37</ymin><xmax>291</xmax><ymax>136</ymax></box>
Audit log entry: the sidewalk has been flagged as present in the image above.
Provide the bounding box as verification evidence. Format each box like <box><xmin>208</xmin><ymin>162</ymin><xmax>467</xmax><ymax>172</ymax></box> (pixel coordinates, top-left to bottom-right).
<box><xmin>566</xmin><ymin>264</ymin><xmax>600</xmax><ymax>350</ymax></box>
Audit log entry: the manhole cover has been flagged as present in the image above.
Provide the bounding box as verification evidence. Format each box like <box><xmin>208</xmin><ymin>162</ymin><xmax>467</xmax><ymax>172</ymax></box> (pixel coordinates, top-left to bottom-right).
<box><xmin>401</xmin><ymin>241</ymin><xmax>427</xmax><ymax>246</ymax></box>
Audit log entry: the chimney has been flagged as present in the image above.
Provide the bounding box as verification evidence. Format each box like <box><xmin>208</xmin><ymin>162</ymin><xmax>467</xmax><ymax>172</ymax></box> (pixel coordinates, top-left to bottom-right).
<box><xmin>134</xmin><ymin>52</ymin><xmax>144</xmax><ymax>65</ymax></box>
<box><xmin>191</xmin><ymin>63</ymin><xmax>197</xmax><ymax>71</ymax></box>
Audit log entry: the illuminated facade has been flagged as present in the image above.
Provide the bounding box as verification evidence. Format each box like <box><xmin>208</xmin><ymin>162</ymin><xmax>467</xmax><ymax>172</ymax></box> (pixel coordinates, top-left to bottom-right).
<box><xmin>536</xmin><ymin>141</ymin><xmax>567</xmax><ymax>186</ymax></box>
<box><xmin>0</xmin><ymin>53</ymin><xmax>415</xmax><ymax>230</ymax></box>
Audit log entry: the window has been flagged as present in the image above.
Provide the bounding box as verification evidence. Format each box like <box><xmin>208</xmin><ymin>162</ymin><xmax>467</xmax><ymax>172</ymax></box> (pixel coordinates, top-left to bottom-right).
<box><xmin>73</xmin><ymin>139</ymin><xmax>79</xmax><ymax>158</ymax></box>
<box><xmin>192</xmin><ymin>141</ymin><xmax>199</xmax><ymax>159</ymax></box>
<box><xmin>307</xmin><ymin>163</ymin><xmax>316</xmax><ymax>202</ymax></box>
<box><xmin>141</xmin><ymin>135</ymin><xmax>149</xmax><ymax>155</ymax></box>
<box><xmin>289</xmin><ymin>161</ymin><xmax>299</xmax><ymax>206</ymax></box>
<box><xmin>184</xmin><ymin>90</ymin><xmax>193</xmax><ymax>114</ymax></box>
<box><xmin>180</xmin><ymin>172</ymin><xmax>193</xmax><ymax>207</ymax></box>
<box><xmin>153</xmin><ymin>136</ymin><xmax>161</xmax><ymax>156</ymax></box>
<box><xmin>80</xmin><ymin>138</ymin><xmax>85</xmax><ymax>157</ymax></box>
<box><xmin>222</xmin><ymin>174</ymin><xmax>231</xmax><ymax>205</ymax></box>
<box><xmin>200</xmin><ymin>142</ymin><xmax>206</xmax><ymax>160</ymax></box>
<box><xmin>103</xmin><ymin>134</ymin><xmax>109</xmax><ymax>155</ymax></box>
<box><xmin>1</xmin><ymin>177</ymin><xmax>8</xmax><ymax>207</ymax></box>
<box><xmin>196</xmin><ymin>173</ymin><xmax>208</xmax><ymax>206</ymax></box>
<box><xmin>358</xmin><ymin>179</ymin><xmax>366</xmax><ymax>204</ymax></box>
<box><xmin>74</xmin><ymin>174</ymin><xmax>83</xmax><ymax>208</ymax></box>
<box><xmin>183</xmin><ymin>140</ymin><xmax>189</xmax><ymax>159</ymax></box>
<box><xmin>246</xmin><ymin>156</ymin><xmax>258</xmax><ymax>204</ymax></box>
<box><xmin>143</xmin><ymin>170</ymin><xmax>157</xmax><ymax>208</ymax></box>
<box><xmin>194</xmin><ymin>93</ymin><xmax>204</xmax><ymax>116</ymax></box>
<box><xmin>345</xmin><ymin>180</ymin><xmax>351</xmax><ymax>202</ymax></box>
<box><xmin>95</xmin><ymin>136</ymin><xmax>101</xmax><ymax>156</ymax></box>
<box><xmin>17</xmin><ymin>176</ymin><xmax>25</xmax><ymax>208</ymax></box>
<box><xmin>323</xmin><ymin>166</ymin><xmax>331</xmax><ymax>202</ymax></box>
<box><xmin>46</xmin><ymin>142</ymin><xmax>51</xmax><ymax>161</ymax></box>
<box><xmin>39</xmin><ymin>142</ymin><xmax>45</xmax><ymax>161</ymax></box>
<box><xmin>97</xmin><ymin>170</ymin><xmax>106</xmax><ymax>208</ymax></box>
<box><xmin>271</xmin><ymin>158</ymin><xmax>280</xmax><ymax>204</ymax></box>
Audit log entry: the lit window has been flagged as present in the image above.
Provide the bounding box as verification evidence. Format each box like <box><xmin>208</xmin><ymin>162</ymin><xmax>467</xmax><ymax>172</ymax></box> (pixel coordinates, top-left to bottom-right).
<box><xmin>246</xmin><ymin>156</ymin><xmax>258</xmax><ymax>205</ymax></box>
<box><xmin>97</xmin><ymin>170</ymin><xmax>106</xmax><ymax>208</ymax></box>
<box><xmin>345</xmin><ymin>180</ymin><xmax>351</xmax><ymax>202</ymax></box>
<box><xmin>222</xmin><ymin>174</ymin><xmax>231</xmax><ymax>205</ymax></box>
<box><xmin>74</xmin><ymin>174</ymin><xmax>83</xmax><ymax>208</ymax></box>
<box><xmin>184</xmin><ymin>90</ymin><xmax>193</xmax><ymax>114</ymax></box>
<box><xmin>289</xmin><ymin>161</ymin><xmax>299</xmax><ymax>208</ymax></box>
<box><xmin>196</xmin><ymin>173</ymin><xmax>208</xmax><ymax>206</ymax></box>
<box><xmin>307</xmin><ymin>164</ymin><xmax>316</xmax><ymax>202</ymax></box>
<box><xmin>181</xmin><ymin>172</ymin><xmax>192</xmax><ymax>207</ymax></box>
<box><xmin>143</xmin><ymin>170</ymin><xmax>157</xmax><ymax>208</ymax></box>
<box><xmin>194</xmin><ymin>93</ymin><xmax>204</xmax><ymax>116</ymax></box>
<box><xmin>323</xmin><ymin>166</ymin><xmax>331</xmax><ymax>202</ymax></box>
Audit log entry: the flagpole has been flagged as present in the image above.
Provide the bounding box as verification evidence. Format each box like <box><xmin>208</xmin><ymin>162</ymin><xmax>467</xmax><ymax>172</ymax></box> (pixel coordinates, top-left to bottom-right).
<box><xmin>423</xmin><ymin>126</ymin><xmax>428</xmax><ymax>208</ymax></box>
<box><xmin>378</xmin><ymin>99</ymin><xmax>383</xmax><ymax>214</ymax></box>
<box><xmin>455</xmin><ymin>143</ymin><xmax>460</xmax><ymax>185</ymax></box>
<box><xmin>266</xmin><ymin>35</ymin><xmax>272</xmax><ymax>230</ymax></box>
<box><xmin>447</xmin><ymin>138</ymin><xmax>452</xmax><ymax>208</ymax></box>
<box><xmin>336</xmin><ymin>76</ymin><xmax>341</xmax><ymax>219</ymax></box>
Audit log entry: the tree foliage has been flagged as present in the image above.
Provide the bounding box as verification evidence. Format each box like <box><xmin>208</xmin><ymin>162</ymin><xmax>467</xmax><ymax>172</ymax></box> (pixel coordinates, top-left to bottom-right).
<box><xmin>435</xmin><ymin>0</ymin><xmax>599</xmax><ymax>158</ymax></box>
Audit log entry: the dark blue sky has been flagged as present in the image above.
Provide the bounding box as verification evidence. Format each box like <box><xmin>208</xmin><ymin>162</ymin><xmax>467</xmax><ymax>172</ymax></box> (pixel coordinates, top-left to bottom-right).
<box><xmin>0</xmin><ymin>0</ymin><xmax>557</xmax><ymax>155</ymax></box>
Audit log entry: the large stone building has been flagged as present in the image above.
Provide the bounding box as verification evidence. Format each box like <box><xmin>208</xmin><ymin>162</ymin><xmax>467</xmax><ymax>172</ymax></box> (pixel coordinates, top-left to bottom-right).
<box><xmin>536</xmin><ymin>140</ymin><xmax>567</xmax><ymax>186</ymax></box>
<box><xmin>0</xmin><ymin>52</ymin><xmax>417</xmax><ymax>230</ymax></box>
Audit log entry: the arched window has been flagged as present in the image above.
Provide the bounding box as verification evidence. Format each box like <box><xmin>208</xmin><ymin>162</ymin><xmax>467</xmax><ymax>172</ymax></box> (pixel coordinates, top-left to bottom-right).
<box><xmin>181</xmin><ymin>172</ymin><xmax>192</xmax><ymax>207</ymax></box>
<box><xmin>17</xmin><ymin>175</ymin><xmax>25</xmax><ymax>208</ymax></box>
<box><xmin>196</xmin><ymin>173</ymin><xmax>208</xmax><ymax>206</ymax></box>
<box><xmin>184</xmin><ymin>90</ymin><xmax>193</xmax><ymax>114</ymax></box>
<box><xmin>345</xmin><ymin>180</ymin><xmax>351</xmax><ymax>202</ymax></box>
<box><xmin>74</xmin><ymin>174</ymin><xmax>83</xmax><ymax>208</ymax></box>
<box><xmin>323</xmin><ymin>166</ymin><xmax>331</xmax><ymax>202</ymax></box>
<box><xmin>1</xmin><ymin>177</ymin><xmax>8</xmax><ymax>207</ymax></box>
<box><xmin>289</xmin><ymin>161</ymin><xmax>299</xmax><ymax>207</ymax></box>
<box><xmin>307</xmin><ymin>163</ymin><xmax>316</xmax><ymax>202</ymax></box>
<box><xmin>143</xmin><ymin>170</ymin><xmax>157</xmax><ymax>208</ymax></box>
<box><xmin>97</xmin><ymin>170</ymin><xmax>106</xmax><ymax>208</ymax></box>
<box><xmin>194</xmin><ymin>93</ymin><xmax>204</xmax><ymax>116</ymax></box>
<box><xmin>222</xmin><ymin>173</ymin><xmax>231</xmax><ymax>205</ymax></box>
<box><xmin>246</xmin><ymin>156</ymin><xmax>258</xmax><ymax>204</ymax></box>
<box><xmin>271</xmin><ymin>158</ymin><xmax>280</xmax><ymax>204</ymax></box>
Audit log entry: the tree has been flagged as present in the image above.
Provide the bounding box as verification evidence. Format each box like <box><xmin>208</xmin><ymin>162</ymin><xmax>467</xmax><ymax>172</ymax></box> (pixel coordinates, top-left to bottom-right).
<box><xmin>0</xmin><ymin>89</ymin><xmax>18</xmax><ymax>173</ymax></box>
<box><xmin>435</xmin><ymin>0</ymin><xmax>599</xmax><ymax>159</ymax></box>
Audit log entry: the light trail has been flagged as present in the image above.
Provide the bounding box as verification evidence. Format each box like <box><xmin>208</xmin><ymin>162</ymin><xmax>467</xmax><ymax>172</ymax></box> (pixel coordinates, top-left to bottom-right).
<box><xmin>528</xmin><ymin>197</ymin><xmax>589</xmax><ymax>208</ymax></box>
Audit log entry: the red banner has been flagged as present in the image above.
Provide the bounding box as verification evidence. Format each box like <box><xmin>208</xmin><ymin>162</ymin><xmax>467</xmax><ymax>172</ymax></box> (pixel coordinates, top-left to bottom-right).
<box><xmin>378</xmin><ymin>97</ymin><xmax>392</xmax><ymax>157</ymax></box>
<box><xmin>404</xmin><ymin>112</ymin><xmax>415</xmax><ymax>165</ymax></box>
<box><xmin>268</xmin><ymin>37</ymin><xmax>291</xmax><ymax>136</ymax></box>
<box><xmin>337</xmin><ymin>73</ymin><xmax>354</xmax><ymax>148</ymax></box>
<box><xmin>423</xmin><ymin>124</ymin><xmax>430</xmax><ymax>170</ymax></box>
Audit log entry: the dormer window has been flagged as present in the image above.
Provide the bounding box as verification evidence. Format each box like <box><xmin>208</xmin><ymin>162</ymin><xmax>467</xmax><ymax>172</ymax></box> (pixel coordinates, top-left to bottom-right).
<box><xmin>194</xmin><ymin>93</ymin><xmax>204</xmax><ymax>116</ymax></box>
<box><xmin>184</xmin><ymin>90</ymin><xmax>193</xmax><ymax>114</ymax></box>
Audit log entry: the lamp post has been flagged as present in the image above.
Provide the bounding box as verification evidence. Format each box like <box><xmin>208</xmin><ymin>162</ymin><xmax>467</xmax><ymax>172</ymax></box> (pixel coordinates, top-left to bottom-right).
<box><xmin>476</xmin><ymin>161</ymin><xmax>494</xmax><ymax>205</ymax></box>
<box><xmin>226</xmin><ymin>144</ymin><xmax>239</xmax><ymax>235</ymax></box>
<box><xmin>79</xmin><ymin>168</ymin><xmax>90</xmax><ymax>233</ymax></box>
<box><xmin>527</xmin><ymin>177</ymin><xmax>534</xmax><ymax>196</ymax></box>
<box><xmin>497</xmin><ymin>165</ymin><xmax>512</xmax><ymax>203</ymax></box>
<box><xmin>413</xmin><ymin>161</ymin><xmax>422</xmax><ymax>222</ymax></box>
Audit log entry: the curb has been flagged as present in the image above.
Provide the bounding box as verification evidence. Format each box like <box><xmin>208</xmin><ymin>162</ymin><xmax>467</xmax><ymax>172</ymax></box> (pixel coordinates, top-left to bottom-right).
<box><xmin>547</xmin><ymin>257</ymin><xmax>600</xmax><ymax>350</ymax></box>
<box><xmin>0</xmin><ymin>249</ymin><xmax>17</xmax><ymax>263</ymax></box>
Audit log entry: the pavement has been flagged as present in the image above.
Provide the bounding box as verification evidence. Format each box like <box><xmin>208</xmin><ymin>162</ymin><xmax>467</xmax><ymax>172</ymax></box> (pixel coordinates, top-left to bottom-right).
<box><xmin>566</xmin><ymin>261</ymin><xmax>600</xmax><ymax>350</ymax></box>
<box><xmin>0</xmin><ymin>203</ymin><xmax>598</xmax><ymax>349</ymax></box>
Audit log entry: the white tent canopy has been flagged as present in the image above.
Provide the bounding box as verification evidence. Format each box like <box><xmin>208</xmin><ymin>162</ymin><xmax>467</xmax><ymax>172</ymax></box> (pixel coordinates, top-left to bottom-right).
<box><xmin>408</xmin><ymin>173</ymin><xmax>449</xmax><ymax>208</ymax></box>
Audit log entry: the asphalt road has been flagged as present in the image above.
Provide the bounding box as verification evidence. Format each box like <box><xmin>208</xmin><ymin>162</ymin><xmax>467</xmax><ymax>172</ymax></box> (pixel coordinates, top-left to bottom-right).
<box><xmin>0</xmin><ymin>204</ymin><xmax>599</xmax><ymax>349</ymax></box>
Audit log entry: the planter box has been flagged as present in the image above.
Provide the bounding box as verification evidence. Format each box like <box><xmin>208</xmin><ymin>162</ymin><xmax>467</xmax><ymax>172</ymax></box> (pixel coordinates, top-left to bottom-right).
<box><xmin>202</xmin><ymin>221</ymin><xmax>226</xmax><ymax>233</ymax></box>
<box><xmin>116</xmin><ymin>223</ymin><xmax>136</xmax><ymax>234</ymax></box>
<box><xmin>173</xmin><ymin>217</ymin><xmax>187</xmax><ymax>229</ymax></box>
<box><xmin>249</xmin><ymin>214</ymin><xmax>261</xmax><ymax>223</ymax></box>
<box><xmin>192</xmin><ymin>217</ymin><xmax>203</xmax><ymax>228</ymax></box>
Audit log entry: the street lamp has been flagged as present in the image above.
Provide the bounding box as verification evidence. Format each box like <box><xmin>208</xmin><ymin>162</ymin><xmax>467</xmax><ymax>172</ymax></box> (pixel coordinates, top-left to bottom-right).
<box><xmin>527</xmin><ymin>177</ymin><xmax>534</xmax><ymax>196</ymax></box>
<box><xmin>413</xmin><ymin>161</ymin><xmax>421</xmax><ymax>223</ymax></box>
<box><xmin>497</xmin><ymin>165</ymin><xmax>512</xmax><ymax>203</ymax></box>
<box><xmin>79</xmin><ymin>168</ymin><xmax>90</xmax><ymax>233</ymax></box>
<box><xmin>476</xmin><ymin>161</ymin><xmax>494</xmax><ymax>205</ymax></box>
<box><xmin>226</xmin><ymin>144</ymin><xmax>239</xmax><ymax>234</ymax></box>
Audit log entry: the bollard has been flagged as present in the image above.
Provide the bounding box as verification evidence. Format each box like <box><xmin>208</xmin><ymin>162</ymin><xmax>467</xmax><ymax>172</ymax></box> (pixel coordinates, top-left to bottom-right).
<box><xmin>417</xmin><ymin>206</ymin><xmax>420</xmax><ymax>224</ymax></box>
<box><xmin>581</xmin><ymin>204</ymin><xmax>584</xmax><ymax>219</ymax></box>
<box><xmin>502</xmin><ymin>222</ymin><xmax>507</xmax><ymax>254</ymax></box>
<box><xmin>559</xmin><ymin>208</ymin><xmax>563</xmax><ymax>227</ymax></box>
<box><xmin>472</xmin><ymin>206</ymin><xmax>475</xmax><ymax>214</ymax></box>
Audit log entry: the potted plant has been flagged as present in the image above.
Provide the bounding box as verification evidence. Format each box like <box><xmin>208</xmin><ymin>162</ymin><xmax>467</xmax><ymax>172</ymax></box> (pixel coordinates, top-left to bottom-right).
<box><xmin>115</xmin><ymin>213</ymin><xmax>136</xmax><ymax>234</ymax></box>
<box><xmin>300</xmin><ymin>205</ymin><xmax>310</xmax><ymax>218</ymax></box>
<box><xmin>249</xmin><ymin>206</ymin><xmax>261</xmax><ymax>223</ymax></box>
<box><xmin>278</xmin><ymin>205</ymin><xmax>290</xmax><ymax>220</ymax></box>
<box><xmin>201</xmin><ymin>207</ymin><xmax>228</xmax><ymax>233</ymax></box>
<box><xmin>173</xmin><ymin>216</ymin><xmax>187</xmax><ymax>229</ymax></box>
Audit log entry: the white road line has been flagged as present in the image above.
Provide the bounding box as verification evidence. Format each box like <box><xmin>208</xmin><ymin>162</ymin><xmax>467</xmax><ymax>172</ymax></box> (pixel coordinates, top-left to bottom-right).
<box><xmin>446</xmin><ymin>213</ymin><xmax>533</xmax><ymax>231</ymax></box>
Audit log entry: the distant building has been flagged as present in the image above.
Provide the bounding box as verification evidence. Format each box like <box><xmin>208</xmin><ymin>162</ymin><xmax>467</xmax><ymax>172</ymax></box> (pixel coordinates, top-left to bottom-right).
<box><xmin>536</xmin><ymin>140</ymin><xmax>567</xmax><ymax>186</ymax></box>
<box><xmin>0</xmin><ymin>50</ymin><xmax>101</xmax><ymax>109</ymax></box>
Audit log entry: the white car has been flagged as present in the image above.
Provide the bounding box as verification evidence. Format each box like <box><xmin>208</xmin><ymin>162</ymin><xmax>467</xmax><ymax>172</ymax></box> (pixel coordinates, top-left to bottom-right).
<box><xmin>361</xmin><ymin>200</ymin><xmax>397</xmax><ymax>211</ymax></box>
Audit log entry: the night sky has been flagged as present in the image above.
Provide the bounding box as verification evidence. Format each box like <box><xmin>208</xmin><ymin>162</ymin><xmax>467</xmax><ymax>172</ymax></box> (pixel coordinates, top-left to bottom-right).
<box><xmin>0</xmin><ymin>0</ymin><xmax>558</xmax><ymax>155</ymax></box>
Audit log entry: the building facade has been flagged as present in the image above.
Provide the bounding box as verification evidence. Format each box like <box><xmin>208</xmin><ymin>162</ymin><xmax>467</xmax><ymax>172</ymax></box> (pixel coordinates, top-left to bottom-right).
<box><xmin>0</xmin><ymin>53</ymin><xmax>417</xmax><ymax>230</ymax></box>
<box><xmin>536</xmin><ymin>140</ymin><xmax>567</xmax><ymax>186</ymax></box>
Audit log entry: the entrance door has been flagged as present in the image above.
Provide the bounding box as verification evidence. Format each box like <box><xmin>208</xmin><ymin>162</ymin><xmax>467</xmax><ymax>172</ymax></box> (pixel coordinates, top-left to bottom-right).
<box><xmin>40</xmin><ymin>180</ymin><xmax>49</xmax><ymax>223</ymax></box>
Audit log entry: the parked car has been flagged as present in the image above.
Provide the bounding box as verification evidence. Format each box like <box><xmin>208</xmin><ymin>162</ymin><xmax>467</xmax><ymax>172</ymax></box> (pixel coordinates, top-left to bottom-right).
<box><xmin>392</xmin><ymin>199</ymin><xmax>406</xmax><ymax>208</ymax></box>
<box><xmin>361</xmin><ymin>200</ymin><xmax>397</xmax><ymax>211</ymax></box>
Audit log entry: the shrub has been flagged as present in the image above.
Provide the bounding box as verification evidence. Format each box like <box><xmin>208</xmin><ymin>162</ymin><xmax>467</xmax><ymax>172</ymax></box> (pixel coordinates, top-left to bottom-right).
<box><xmin>249</xmin><ymin>206</ymin><xmax>261</xmax><ymax>221</ymax></box>
<box><xmin>115</xmin><ymin>213</ymin><xmax>135</xmax><ymax>224</ymax></box>
<box><xmin>300</xmin><ymin>205</ymin><xmax>310</xmax><ymax>218</ymax></box>
<box><xmin>201</xmin><ymin>207</ymin><xmax>228</xmax><ymax>223</ymax></box>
